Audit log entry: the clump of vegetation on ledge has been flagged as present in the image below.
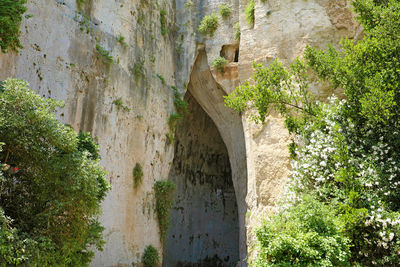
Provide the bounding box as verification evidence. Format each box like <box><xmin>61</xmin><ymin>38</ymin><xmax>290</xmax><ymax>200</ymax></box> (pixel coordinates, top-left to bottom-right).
<box><xmin>166</xmin><ymin>87</ymin><xmax>188</xmax><ymax>145</ymax></box>
<box><xmin>219</xmin><ymin>4</ymin><xmax>231</xmax><ymax>18</ymax></box>
<box><xmin>234</xmin><ymin>22</ymin><xmax>240</xmax><ymax>40</ymax></box>
<box><xmin>96</xmin><ymin>44</ymin><xmax>113</xmax><ymax>65</ymax></box>
<box><xmin>154</xmin><ymin>180</ymin><xmax>175</xmax><ymax>242</ymax></box>
<box><xmin>212</xmin><ymin>56</ymin><xmax>228</xmax><ymax>73</ymax></box>
<box><xmin>0</xmin><ymin>0</ymin><xmax>27</xmax><ymax>53</ymax></box>
<box><xmin>142</xmin><ymin>245</ymin><xmax>160</xmax><ymax>267</ymax></box>
<box><xmin>198</xmin><ymin>13</ymin><xmax>218</xmax><ymax>37</ymax></box>
<box><xmin>226</xmin><ymin>0</ymin><xmax>400</xmax><ymax>265</ymax></box>
<box><xmin>160</xmin><ymin>9</ymin><xmax>168</xmax><ymax>36</ymax></box>
<box><xmin>245</xmin><ymin>0</ymin><xmax>255</xmax><ymax>25</ymax></box>
<box><xmin>0</xmin><ymin>79</ymin><xmax>110</xmax><ymax>265</ymax></box>
<box><xmin>133</xmin><ymin>163</ymin><xmax>144</xmax><ymax>188</ymax></box>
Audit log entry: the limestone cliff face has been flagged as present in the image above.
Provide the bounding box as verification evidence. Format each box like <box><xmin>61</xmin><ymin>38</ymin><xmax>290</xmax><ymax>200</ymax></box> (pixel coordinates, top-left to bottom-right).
<box><xmin>0</xmin><ymin>0</ymin><xmax>356</xmax><ymax>266</ymax></box>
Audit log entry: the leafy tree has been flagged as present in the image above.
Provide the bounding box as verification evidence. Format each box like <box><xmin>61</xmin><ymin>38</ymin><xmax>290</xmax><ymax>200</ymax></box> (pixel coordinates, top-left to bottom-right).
<box><xmin>226</xmin><ymin>0</ymin><xmax>400</xmax><ymax>265</ymax></box>
<box><xmin>0</xmin><ymin>79</ymin><xmax>110</xmax><ymax>266</ymax></box>
<box><xmin>0</xmin><ymin>0</ymin><xmax>27</xmax><ymax>53</ymax></box>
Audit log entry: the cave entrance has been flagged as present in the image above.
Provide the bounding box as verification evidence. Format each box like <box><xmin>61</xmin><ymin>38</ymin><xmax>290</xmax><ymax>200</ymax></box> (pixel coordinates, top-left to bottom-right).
<box><xmin>163</xmin><ymin>91</ymin><xmax>240</xmax><ymax>267</ymax></box>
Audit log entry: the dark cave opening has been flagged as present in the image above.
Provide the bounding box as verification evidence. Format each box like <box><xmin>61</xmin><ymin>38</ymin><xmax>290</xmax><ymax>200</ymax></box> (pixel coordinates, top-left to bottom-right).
<box><xmin>163</xmin><ymin>92</ymin><xmax>240</xmax><ymax>267</ymax></box>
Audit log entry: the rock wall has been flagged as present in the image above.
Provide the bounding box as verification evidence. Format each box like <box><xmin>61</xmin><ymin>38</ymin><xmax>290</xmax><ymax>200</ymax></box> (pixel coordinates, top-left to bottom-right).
<box><xmin>0</xmin><ymin>0</ymin><xmax>357</xmax><ymax>266</ymax></box>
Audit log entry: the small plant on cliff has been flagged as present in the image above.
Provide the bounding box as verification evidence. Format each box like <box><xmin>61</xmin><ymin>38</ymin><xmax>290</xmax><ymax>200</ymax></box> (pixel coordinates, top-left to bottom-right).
<box><xmin>198</xmin><ymin>13</ymin><xmax>219</xmax><ymax>37</ymax></box>
<box><xmin>142</xmin><ymin>245</ymin><xmax>160</xmax><ymax>267</ymax></box>
<box><xmin>165</xmin><ymin>87</ymin><xmax>188</xmax><ymax>145</ymax></box>
<box><xmin>116</xmin><ymin>35</ymin><xmax>128</xmax><ymax>48</ymax></box>
<box><xmin>168</xmin><ymin>113</ymin><xmax>182</xmax><ymax>132</ymax></box>
<box><xmin>112</xmin><ymin>99</ymin><xmax>130</xmax><ymax>111</ymax></box>
<box><xmin>184</xmin><ymin>0</ymin><xmax>193</xmax><ymax>8</ymax></box>
<box><xmin>96</xmin><ymin>44</ymin><xmax>113</xmax><ymax>65</ymax></box>
<box><xmin>154</xmin><ymin>180</ymin><xmax>175</xmax><ymax>242</ymax></box>
<box><xmin>219</xmin><ymin>4</ymin><xmax>231</xmax><ymax>18</ymax></box>
<box><xmin>234</xmin><ymin>22</ymin><xmax>241</xmax><ymax>40</ymax></box>
<box><xmin>245</xmin><ymin>0</ymin><xmax>255</xmax><ymax>25</ymax></box>
<box><xmin>156</xmin><ymin>74</ymin><xmax>166</xmax><ymax>85</ymax></box>
<box><xmin>212</xmin><ymin>57</ymin><xmax>229</xmax><ymax>73</ymax></box>
<box><xmin>76</xmin><ymin>0</ymin><xmax>86</xmax><ymax>11</ymax></box>
<box><xmin>172</xmin><ymin>86</ymin><xmax>188</xmax><ymax>114</ymax></box>
<box><xmin>0</xmin><ymin>0</ymin><xmax>27</xmax><ymax>53</ymax></box>
<box><xmin>160</xmin><ymin>9</ymin><xmax>168</xmax><ymax>36</ymax></box>
<box><xmin>133</xmin><ymin>163</ymin><xmax>144</xmax><ymax>188</ymax></box>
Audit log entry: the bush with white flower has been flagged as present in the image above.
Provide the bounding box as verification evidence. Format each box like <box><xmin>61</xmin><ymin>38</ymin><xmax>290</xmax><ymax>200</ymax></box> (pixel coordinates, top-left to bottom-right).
<box><xmin>226</xmin><ymin>0</ymin><xmax>400</xmax><ymax>265</ymax></box>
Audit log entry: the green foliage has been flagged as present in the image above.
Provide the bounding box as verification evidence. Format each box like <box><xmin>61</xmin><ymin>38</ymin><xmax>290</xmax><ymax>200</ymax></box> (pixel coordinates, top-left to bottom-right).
<box><xmin>245</xmin><ymin>0</ymin><xmax>255</xmax><ymax>25</ymax></box>
<box><xmin>165</xmin><ymin>87</ymin><xmax>188</xmax><ymax>145</ymax></box>
<box><xmin>112</xmin><ymin>99</ymin><xmax>130</xmax><ymax>111</ymax></box>
<box><xmin>225</xmin><ymin>58</ymin><xmax>317</xmax><ymax>130</ymax></box>
<box><xmin>234</xmin><ymin>22</ymin><xmax>241</xmax><ymax>40</ymax></box>
<box><xmin>212</xmin><ymin>56</ymin><xmax>229</xmax><ymax>73</ymax></box>
<box><xmin>0</xmin><ymin>0</ymin><xmax>27</xmax><ymax>53</ymax></box>
<box><xmin>96</xmin><ymin>44</ymin><xmax>113</xmax><ymax>65</ymax></box>
<box><xmin>116</xmin><ymin>35</ymin><xmax>128</xmax><ymax>48</ymax></box>
<box><xmin>156</xmin><ymin>74</ymin><xmax>166</xmax><ymax>85</ymax></box>
<box><xmin>172</xmin><ymin>86</ymin><xmax>188</xmax><ymax>115</ymax></box>
<box><xmin>142</xmin><ymin>245</ymin><xmax>160</xmax><ymax>267</ymax></box>
<box><xmin>254</xmin><ymin>196</ymin><xmax>351</xmax><ymax>267</ymax></box>
<box><xmin>0</xmin><ymin>79</ymin><xmax>110</xmax><ymax>265</ymax></box>
<box><xmin>226</xmin><ymin>1</ymin><xmax>400</xmax><ymax>265</ymax></box>
<box><xmin>133</xmin><ymin>60</ymin><xmax>145</xmax><ymax>79</ymax></box>
<box><xmin>165</xmin><ymin>133</ymin><xmax>174</xmax><ymax>144</ymax></box>
<box><xmin>133</xmin><ymin>163</ymin><xmax>144</xmax><ymax>188</ymax></box>
<box><xmin>78</xmin><ymin>132</ymin><xmax>100</xmax><ymax>160</ymax></box>
<box><xmin>154</xmin><ymin>180</ymin><xmax>175</xmax><ymax>242</ymax></box>
<box><xmin>160</xmin><ymin>9</ymin><xmax>168</xmax><ymax>36</ymax></box>
<box><xmin>198</xmin><ymin>13</ymin><xmax>219</xmax><ymax>37</ymax></box>
<box><xmin>219</xmin><ymin>4</ymin><xmax>231</xmax><ymax>18</ymax></box>
<box><xmin>168</xmin><ymin>113</ymin><xmax>182</xmax><ymax>132</ymax></box>
<box><xmin>184</xmin><ymin>1</ymin><xmax>193</xmax><ymax>8</ymax></box>
<box><xmin>76</xmin><ymin>0</ymin><xmax>86</xmax><ymax>11</ymax></box>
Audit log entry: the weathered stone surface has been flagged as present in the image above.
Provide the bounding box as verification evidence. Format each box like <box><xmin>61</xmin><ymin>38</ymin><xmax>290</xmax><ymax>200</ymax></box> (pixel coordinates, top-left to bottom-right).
<box><xmin>0</xmin><ymin>0</ymin><xmax>356</xmax><ymax>266</ymax></box>
<box><xmin>164</xmin><ymin>92</ymin><xmax>239</xmax><ymax>266</ymax></box>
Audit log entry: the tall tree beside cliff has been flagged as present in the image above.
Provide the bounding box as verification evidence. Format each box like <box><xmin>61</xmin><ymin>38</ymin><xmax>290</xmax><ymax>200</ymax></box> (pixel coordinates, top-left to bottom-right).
<box><xmin>226</xmin><ymin>0</ymin><xmax>400</xmax><ymax>265</ymax></box>
<box><xmin>0</xmin><ymin>79</ymin><xmax>110</xmax><ymax>265</ymax></box>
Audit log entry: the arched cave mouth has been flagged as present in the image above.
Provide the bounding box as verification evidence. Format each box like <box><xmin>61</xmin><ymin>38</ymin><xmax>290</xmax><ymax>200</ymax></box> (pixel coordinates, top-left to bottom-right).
<box><xmin>163</xmin><ymin>91</ymin><xmax>240</xmax><ymax>267</ymax></box>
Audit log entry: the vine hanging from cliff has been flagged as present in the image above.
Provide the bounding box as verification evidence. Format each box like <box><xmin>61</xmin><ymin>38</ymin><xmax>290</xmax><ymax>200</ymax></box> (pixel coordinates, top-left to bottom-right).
<box><xmin>153</xmin><ymin>180</ymin><xmax>175</xmax><ymax>242</ymax></box>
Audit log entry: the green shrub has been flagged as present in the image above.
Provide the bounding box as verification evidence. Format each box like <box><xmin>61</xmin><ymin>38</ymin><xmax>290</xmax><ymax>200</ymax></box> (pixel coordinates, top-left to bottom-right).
<box><xmin>142</xmin><ymin>245</ymin><xmax>160</xmax><ymax>267</ymax></box>
<box><xmin>96</xmin><ymin>44</ymin><xmax>113</xmax><ymax>65</ymax></box>
<box><xmin>133</xmin><ymin>163</ymin><xmax>144</xmax><ymax>188</ymax></box>
<box><xmin>0</xmin><ymin>0</ymin><xmax>27</xmax><ymax>53</ymax></box>
<box><xmin>198</xmin><ymin>13</ymin><xmax>218</xmax><ymax>37</ymax></box>
<box><xmin>0</xmin><ymin>79</ymin><xmax>110</xmax><ymax>265</ymax></box>
<box><xmin>212</xmin><ymin>57</ymin><xmax>228</xmax><ymax>73</ymax></box>
<box><xmin>184</xmin><ymin>1</ymin><xmax>193</xmax><ymax>8</ymax></box>
<box><xmin>172</xmin><ymin>86</ymin><xmax>188</xmax><ymax>114</ymax></box>
<box><xmin>234</xmin><ymin>22</ymin><xmax>240</xmax><ymax>40</ymax></box>
<box><xmin>76</xmin><ymin>0</ymin><xmax>86</xmax><ymax>10</ymax></box>
<box><xmin>219</xmin><ymin>4</ymin><xmax>231</xmax><ymax>18</ymax></box>
<box><xmin>156</xmin><ymin>74</ymin><xmax>166</xmax><ymax>85</ymax></box>
<box><xmin>168</xmin><ymin>113</ymin><xmax>182</xmax><ymax>132</ymax></box>
<box><xmin>112</xmin><ymin>99</ymin><xmax>130</xmax><ymax>111</ymax></box>
<box><xmin>165</xmin><ymin>133</ymin><xmax>174</xmax><ymax>144</ymax></box>
<box><xmin>245</xmin><ymin>0</ymin><xmax>255</xmax><ymax>25</ymax></box>
<box><xmin>160</xmin><ymin>9</ymin><xmax>168</xmax><ymax>36</ymax></box>
<box><xmin>154</xmin><ymin>180</ymin><xmax>175</xmax><ymax>242</ymax></box>
<box><xmin>254</xmin><ymin>196</ymin><xmax>351</xmax><ymax>266</ymax></box>
<box><xmin>117</xmin><ymin>35</ymin><xmax>128</xmax><ymax>48</ymax></box>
